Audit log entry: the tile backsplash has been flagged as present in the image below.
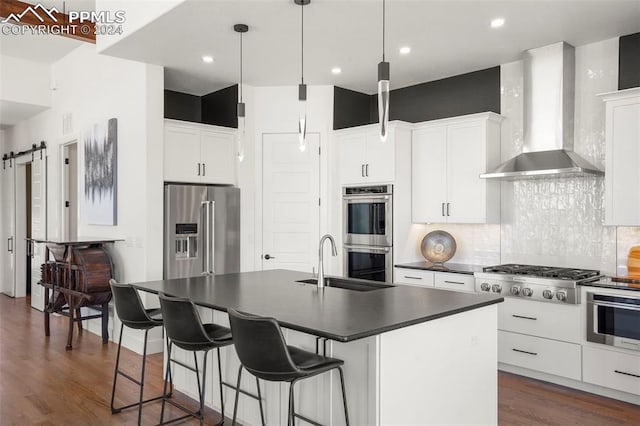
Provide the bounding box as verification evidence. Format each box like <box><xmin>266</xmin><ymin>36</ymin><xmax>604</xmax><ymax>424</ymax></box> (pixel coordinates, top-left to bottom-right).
<box><xmin>411</xmin><ymin>37</ymin><xmax>640</xmax><ymax>275</ymax></box>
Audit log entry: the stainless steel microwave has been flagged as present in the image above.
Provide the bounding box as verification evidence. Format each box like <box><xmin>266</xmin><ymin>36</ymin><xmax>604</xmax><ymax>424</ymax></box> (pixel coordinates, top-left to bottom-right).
<box><xmin>343</xmin><ymin>185</ymin><xmax>393</xmax><ymax>247</ymax></box>
<box><xmin>586</xmin><ymin>292</ymin><xmax>640</xmax><ymax>352</ymax></box>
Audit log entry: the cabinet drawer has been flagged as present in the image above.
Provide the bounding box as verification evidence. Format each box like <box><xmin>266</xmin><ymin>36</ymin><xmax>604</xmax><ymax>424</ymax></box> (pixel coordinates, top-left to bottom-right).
<box><xmin>393</xmin><ymin>268</ymin><xmax>434</xmax><ymax>287</ymax></box>
<box><xmin>498</xmin><ymin>331</ymin><xmax>581</xmax><ymax>380</ymax></box>
<box><xmin>434</xmin><ymin>272</ymin><xmax>474</xmax><ymax>292</ymax></box>
<box><xmin>583</xmin><ymin>346</ymin><xmax>640</xmax><ymax>396</ymax></box>
<box><xmin>498</xmin><ymin>298</ymin><xmax>581</xmax><ymax>342</ymax></box>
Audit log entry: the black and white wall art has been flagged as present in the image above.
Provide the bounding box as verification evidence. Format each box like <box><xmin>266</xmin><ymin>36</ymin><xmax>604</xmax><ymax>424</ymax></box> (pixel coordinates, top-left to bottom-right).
<box><xmin>84</xmin><ymin>118</ymin><xmax>117</xmax><ymax>225</ymax></box>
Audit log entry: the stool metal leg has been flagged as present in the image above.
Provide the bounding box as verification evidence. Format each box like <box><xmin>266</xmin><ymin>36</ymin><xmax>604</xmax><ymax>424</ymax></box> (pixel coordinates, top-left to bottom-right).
<box><xmin>338</xmin><ymin>366</ymin><xmax>350</xmax><ymax>426</ymax></box>
<box><xmin>160</xmin><ymin>341</ymin><xmax>172</xmax><ymax>424</ymax></box>
<box><xmin>256</xmin><ymin>377</ymin><xmax>265</xmax><ymax>426</ymax></box>
<box><xmin>231</xmin><ymin>365</ymin><xmax>243</xmax><ymax>425</ymax></box>
<box><xmin>217</xmin><ymin>347</ymin><xmax>225</xmax><ymax>420</ymax></box>
<box><xmin>110</xmin><ymin>323</ymin><xmax>125</xmax><ymax>413</ymax></box>
<box><xmin>136</xmin><ymin>329</ymin><xmax>149</xmax><ymax>425</ymax></box>
<box><xmin>288</xmin><ymin>381</ymin><xmax>295</xmax><ymax>426</ymax></box>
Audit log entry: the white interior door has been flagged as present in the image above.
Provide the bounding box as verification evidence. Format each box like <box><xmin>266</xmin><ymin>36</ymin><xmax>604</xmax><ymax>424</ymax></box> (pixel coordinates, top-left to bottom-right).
<box><xmin>1</xmin><ymin>163</ymin><xmax>15</xmax><ymax>296</ymax></box>
<box><xmin>30</xmin><ymin>154</ymin><xmax>47</xmax><ymax>311</ymax></box>
<box><xmin>262</xmin><ymin>133</ymin><xmax>320</xmax><ymax>272</ymax></box>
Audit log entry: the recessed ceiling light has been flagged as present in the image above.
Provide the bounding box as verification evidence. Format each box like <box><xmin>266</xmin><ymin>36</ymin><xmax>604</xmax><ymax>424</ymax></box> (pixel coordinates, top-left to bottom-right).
<box><xmin>399</xmin><ymin>46</ymin><xmax>411</xmax><ymax>55</ymax></box>
<box><xmin>202</xmin><ymin>55</ymin><xmax>214</xmax><ymax>63</ymax></box>
<box><xmin>331</xmin><ymin>67</ymin><xmax>342</xmax><ymax>75</ymax></box>
<box><xmin>490</xmin><ymin>18</ymin><xmax>505</xmax><ymax>28</ymax></box>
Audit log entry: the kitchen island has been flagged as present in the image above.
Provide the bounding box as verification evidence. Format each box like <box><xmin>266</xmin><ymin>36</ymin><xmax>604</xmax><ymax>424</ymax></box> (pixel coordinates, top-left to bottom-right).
<box><xmin>133</xmin><ymin>269</ymin><xmax>503</xmax><ymax>425</ymax></box>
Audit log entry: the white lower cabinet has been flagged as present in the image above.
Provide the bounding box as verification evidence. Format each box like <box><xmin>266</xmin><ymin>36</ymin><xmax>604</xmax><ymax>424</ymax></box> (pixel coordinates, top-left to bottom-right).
<box><xmin>583</xmin><ymin>346</ymin><xmax>640</xmax><ymax>396</ymax></box>
<box><xmin>393</xmin><ymin>268</ymin><xmax>434</xmax><ymax>287</ymax></box>
<box><xmin>498</xmin><ymin>298</ymin><xmax>581</xmax><ymax>343</ymax></box>
<box><xmin>433</xmin><ymin>272</ymin><xmax>475</xmax><ymax>292</ymax></box>
<box><xmin>393</xmin><ymin>268</ymin><xmax>474</xmax><ymax>291</ymax></box>
<box><xmin>499</xmin><ymin>330</ymin><xmax>582</xmax><ymax>381</ymax></box>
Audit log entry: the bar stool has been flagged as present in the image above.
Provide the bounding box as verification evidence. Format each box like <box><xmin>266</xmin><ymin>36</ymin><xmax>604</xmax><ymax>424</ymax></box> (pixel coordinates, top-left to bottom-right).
<box><xmin>109</xmin><ymin>280</ymin><xmax>168</xmax><ymax>425</ymax></box>
<box><xmin>227</xmin><ymin>308</ymin><xmax>349</xmax><ymax>426</ymax></box>
<box><xmin>158</xmin><ymin>292</ymin><xmax>234</xmax><ymax>426</ymax></box>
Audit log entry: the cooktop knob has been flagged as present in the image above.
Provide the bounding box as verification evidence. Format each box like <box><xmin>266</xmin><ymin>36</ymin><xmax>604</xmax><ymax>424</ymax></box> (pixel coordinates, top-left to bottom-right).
<box><xmin>556</xmin><ymin>291</ymin><xmax>567</xmax><ymax>302</ymax></box>
<box><xmin>543</xmin><ymin>289</ymin><xmax>554</xmax><ymax>299</ymax></box>
<box><xmin>491</xmin><ymin>284</ymin><xmax>502</xmax><ymax>293</ymax></box>
<box><xmin>510</xmin><ymin>286</ymin><xmax>520</xmax><ymax>295</ymax></box>
<box><xmin>522</xmin><ymin>287</ymin><xmax>533</xmax><ymax>297</ymax></box>
<box><xmin>480</xmin><ymin>283</ymin><xmax>490</xmax><ymax>292</ymax></box>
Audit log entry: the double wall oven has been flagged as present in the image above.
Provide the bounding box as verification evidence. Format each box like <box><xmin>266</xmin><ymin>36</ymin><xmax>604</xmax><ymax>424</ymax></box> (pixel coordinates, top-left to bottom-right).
<box><xmin>343</xmin><ymin>185</ymin><xmax>393</xmax><ymax>282</ymax></box>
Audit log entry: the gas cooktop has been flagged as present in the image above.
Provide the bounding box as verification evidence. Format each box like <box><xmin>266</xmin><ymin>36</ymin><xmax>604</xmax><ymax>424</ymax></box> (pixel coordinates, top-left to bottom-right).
<box><xmin>482</xmin><ymin>264</ymin><xmax>601</xmax><ymax>281</ymax></box>
<box><xmin>474</xmin><ymin>264</ymin><xmax>602</xmax><ymax>304</ymax></box>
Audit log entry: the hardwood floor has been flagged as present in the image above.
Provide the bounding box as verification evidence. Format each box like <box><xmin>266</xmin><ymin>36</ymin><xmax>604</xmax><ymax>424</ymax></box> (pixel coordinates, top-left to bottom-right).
<box><xmin>1</xmin><ymin>294</ymin><xmax>639</xmax><ymax>425</ymax></box>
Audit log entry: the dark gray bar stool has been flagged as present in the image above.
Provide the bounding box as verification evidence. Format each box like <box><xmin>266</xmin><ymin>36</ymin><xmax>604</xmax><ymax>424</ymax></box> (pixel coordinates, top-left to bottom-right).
<box><xmin>109</xmin><ymin>280</ymin><xmax>169</xmax><ymax>425</ymax></box>
<box><xmin>228</xmin><ymin>308</ymin><xmax>349</xmax><ymax>426</ymax></box>
<box><xmin>158</xmin><ymin>292</ymin><xmax>234</xmax><ymax>426</ymax></box>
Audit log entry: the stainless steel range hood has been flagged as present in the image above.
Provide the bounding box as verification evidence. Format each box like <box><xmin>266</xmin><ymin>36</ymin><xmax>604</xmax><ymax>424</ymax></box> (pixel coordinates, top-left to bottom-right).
<box><xmin>481</xmin><ymin>42</ymin><xmax>603</xmax><ymax>180</ymax></box>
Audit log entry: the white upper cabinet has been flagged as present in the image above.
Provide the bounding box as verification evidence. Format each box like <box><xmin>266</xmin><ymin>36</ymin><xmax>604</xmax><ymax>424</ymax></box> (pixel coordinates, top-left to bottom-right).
<box><xmin>164</xmin><ymin>119</ymin><xmax>236</xmax><ymax>185</ymax></box>
<box><xmin>412</xmin><ymin>112</ymin><xmax>502</xmax><ymax>224</ymax></box>
<box><xmin>336</xmin><ymin>122</ymin><xmax>406</xmax><ymax>185</ymax></box>
<box><xmin>600</xmin><ymin>88</ymin><xmax>640</xmax><ymax>226</ymax></box>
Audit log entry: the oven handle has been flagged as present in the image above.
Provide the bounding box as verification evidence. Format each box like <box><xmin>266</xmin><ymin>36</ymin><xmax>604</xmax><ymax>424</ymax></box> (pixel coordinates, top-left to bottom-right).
<box><xmin>590</xmin><ymin>300</ymin><xmax>640</xmax><ymax>312</ymax></box>
<box><xmin>343</xmin><ymin>245</ymin><xmax>390</xmax><ymax>254</ymax></box>
<box><xmin>342</xmin><ymin>195</ymin><xmax>391</xmax><ymax>202</ymax></box>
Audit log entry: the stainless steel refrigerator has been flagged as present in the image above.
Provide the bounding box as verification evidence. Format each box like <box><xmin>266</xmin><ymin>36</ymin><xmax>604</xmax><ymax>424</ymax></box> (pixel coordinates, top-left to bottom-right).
<box><xmin>164</xmin><ymin>184</ymin><xmax>240</xmax><ymax>279</ymax></box>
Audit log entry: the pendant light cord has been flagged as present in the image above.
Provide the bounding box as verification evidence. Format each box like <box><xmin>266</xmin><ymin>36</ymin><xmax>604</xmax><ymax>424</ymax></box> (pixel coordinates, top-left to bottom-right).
<box><xmin>382</xmin><ymin>0</ymin><xmax>386</xmax><ymax>62</ymax></box>
<box><xmin>301</xmin><ymin>2</ymin><xmax>305</xmax><ymax>84</ymax></box>
<box><xmin>239</xmin><ymin>32</ymin><xmax>243</xmax><ymax>102</ymax></box>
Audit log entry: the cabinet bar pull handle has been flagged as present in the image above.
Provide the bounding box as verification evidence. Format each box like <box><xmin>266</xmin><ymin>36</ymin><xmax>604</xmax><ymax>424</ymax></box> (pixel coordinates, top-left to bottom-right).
<box><xmin>512</xmin><ymin>348</ymin><xmax>537</xmax><ymax>356</ymax></box>
<box><xmin>197</xmin><ymin>163</ymin><xmax>201</xmax><ymax>176</ymax></box>
<box><xmin>361</xmin><ymin>164</ymin><xmax>365</xmax><ymax>177</ymax></box>
<box><xmin>446</xmin><ymin>202</ymin><xmax>450</xmax><ymax>216</ymax></box>
<box><xmin>614</xmin><ymin>370</ymin><xmax>640</xmax><ymax>379</ymax></box>
<box><xmin>365</xmin><ymin>163</ymin><xmax>369</xmax><ymax>177</ymax></box>
<box><xmin>512</xmin><ymin>314</ymin><xmax>537</xmax><ymax>321</ymax></box>
<box><xmin>404</xmin><ymin>276</ymin><xmax>422</xmax><ymax>280</ymax></box>
<box><xmin>444</xmin><ymin>280</ymin><xmax>465</xmax><ymax>285</ymax></box>
<box><xmin>7</xmin><ymin>237</ymin><xmax>13</xmax><ymax>253</ymax></box>
<box><xmin>202</xmin><ymin>163</ymin><xmax>206</xmax><ymax>176</ymax></box>
<box><xmin>442</xmin><ymin>203</ymin><xmax>445</xmax><ymax>216</ymax></box>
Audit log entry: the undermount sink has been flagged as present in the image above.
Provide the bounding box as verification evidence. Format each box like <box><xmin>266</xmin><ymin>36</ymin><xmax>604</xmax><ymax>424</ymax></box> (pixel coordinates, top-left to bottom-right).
<box><xmin>296</xmin><ymin>277</ymin><xmax>394</xmax><ymax>292</ymax></box>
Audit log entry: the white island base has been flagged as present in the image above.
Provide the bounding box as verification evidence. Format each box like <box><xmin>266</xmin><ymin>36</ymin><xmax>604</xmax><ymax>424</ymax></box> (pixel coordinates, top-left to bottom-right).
<box><xmin>167</xmin><ymin>304</ymin><xmax>498</xmax><ymax>425</ymax></box>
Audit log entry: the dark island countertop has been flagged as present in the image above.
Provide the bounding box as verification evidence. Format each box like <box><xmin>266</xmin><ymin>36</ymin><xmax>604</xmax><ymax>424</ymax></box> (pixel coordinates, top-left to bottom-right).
<box><xmin>395</xmin><ymin>261</ymin><xmax>486</xmax><ymax>275</ymax></box>
<box><xmin>131</xmin><ymin>269</ymin><xmax>502</xmax><ymax>342</ymax></box>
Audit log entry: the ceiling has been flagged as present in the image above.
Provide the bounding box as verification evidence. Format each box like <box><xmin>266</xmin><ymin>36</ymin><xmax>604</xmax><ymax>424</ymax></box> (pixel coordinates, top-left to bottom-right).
<box><xmin>100</xmin><ymin>0</ymin><xmax>640</xmax><ymax>96</ymax></box>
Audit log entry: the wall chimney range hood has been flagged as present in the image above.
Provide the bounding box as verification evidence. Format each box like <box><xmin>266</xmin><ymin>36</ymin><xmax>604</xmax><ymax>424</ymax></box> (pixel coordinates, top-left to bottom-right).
<box><xmin>481</xmin><ymin>42</ymin><xmax>603</xmax><ymax>180</ymax></box>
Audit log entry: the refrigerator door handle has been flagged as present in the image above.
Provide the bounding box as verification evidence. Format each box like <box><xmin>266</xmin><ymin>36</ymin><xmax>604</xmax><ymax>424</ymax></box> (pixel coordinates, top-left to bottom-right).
<box><xmin>210</xmin><ymin>201</ymin><xmax>215</xmax><ymax>274</ymax></box>
<box><xmin>201</xmin><ymin>200</ymin><xmax>215</xmax><ymax>275</ymax></box>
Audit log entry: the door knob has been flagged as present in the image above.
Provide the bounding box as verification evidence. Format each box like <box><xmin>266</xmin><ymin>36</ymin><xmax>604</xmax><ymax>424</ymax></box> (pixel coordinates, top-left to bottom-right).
<box><xmin>264</xmin><ymin>254</ymin><xmax>276</xmax><ymax>260</ymax></box>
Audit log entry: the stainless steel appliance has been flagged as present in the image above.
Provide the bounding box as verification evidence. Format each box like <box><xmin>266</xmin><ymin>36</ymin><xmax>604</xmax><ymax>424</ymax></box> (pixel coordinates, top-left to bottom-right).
<box><xmin>343</xmin><ymin>185</ymin><xmax>393</xmax><ymax>247</ymax></box>
<box><xmin>344</xmin><ymin>245</ymin><xmax>393</xmax><ymax>283</ymax></box>
<box><xmin>164</xmin><ymin>184</ymin><xmax>240</xmax><ymax>279</ymax></box>
<box><xmin>481</xmin><ymin>42</ymin><xmax>603</xmax><ymax>179</ymax></box>
<box><xmin>587</xmin><ymin>291</ymin><xmax>640</xmax><ymax>352</ymax></box>
<box><xmin>343</xmin><ymin>185</ymin><xmax>393</xmax><ymax>283</ymax></box>
<box><xmin>475</xmin><ymin>264</ymin><xmax>601</xmax><ymax>304</ymax></box>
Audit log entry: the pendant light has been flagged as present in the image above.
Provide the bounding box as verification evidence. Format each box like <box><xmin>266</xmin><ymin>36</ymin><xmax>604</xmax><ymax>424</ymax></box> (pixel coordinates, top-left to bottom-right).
<box><xmin>234</xmin><ymin>23</ymin><xmax>249</xmax><ymax>162</ymax></box>
<box><xmin>295</xmin><ymin>0</ymin><xmax>310</xmax><ymax>152</ymax></box>
<box><xmin>378</xmin><ymin>0</ymin><xmax>390</xmax><ymax>142</ymax></box>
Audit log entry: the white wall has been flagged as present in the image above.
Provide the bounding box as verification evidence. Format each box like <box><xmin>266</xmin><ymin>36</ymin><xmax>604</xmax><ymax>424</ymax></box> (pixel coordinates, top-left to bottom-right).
<box><xmin>3</xmin><ymin>44</ymin><xmax>164</xmax><ymax>352</ymax></box>
<box><xmin>0</xmin><ymin>55</ymin><xmax>51</xmax><ymax>107</ymax></box>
